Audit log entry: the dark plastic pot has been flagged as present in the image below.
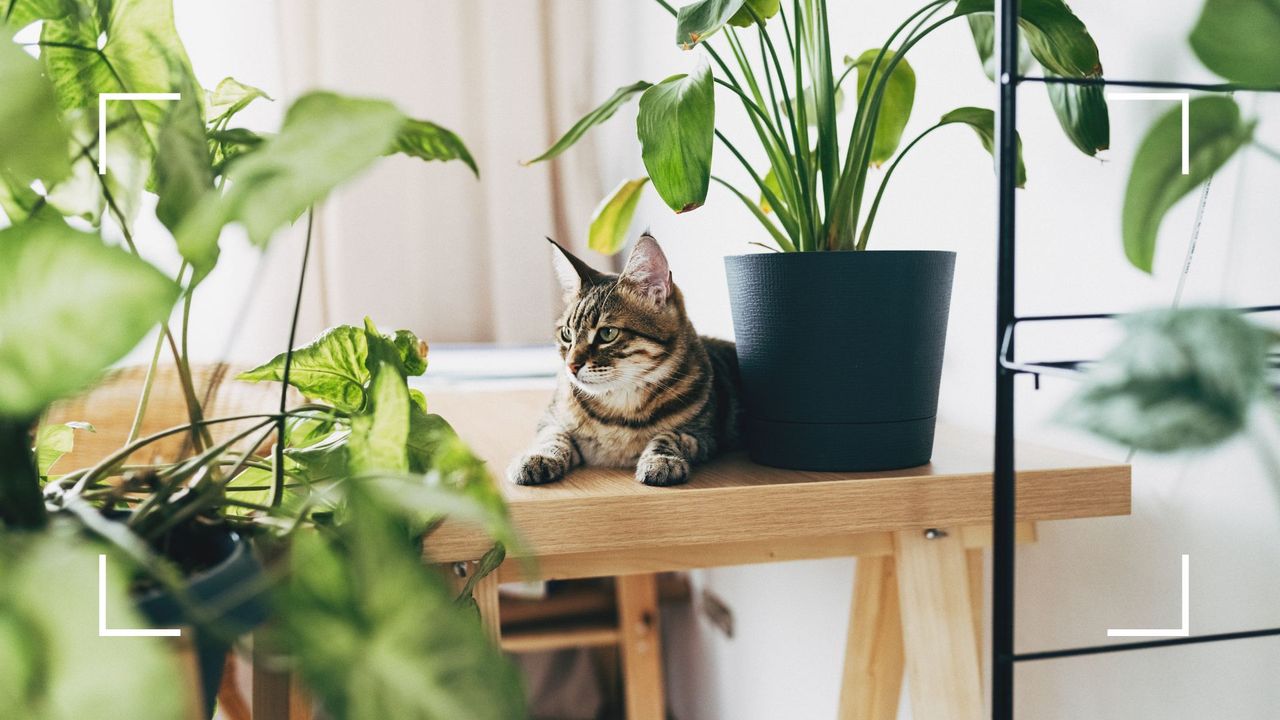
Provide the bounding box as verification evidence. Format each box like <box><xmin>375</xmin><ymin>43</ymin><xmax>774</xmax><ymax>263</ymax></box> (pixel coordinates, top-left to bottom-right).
<box><xmin>135</xmin><ymin>527</ymin><xmax>269</xmax><ymax>719</ymax></box>
<box><xmin>725</xmin><ymin>250</ymin><xmax>956</xmax><ymax>471</ymax></box>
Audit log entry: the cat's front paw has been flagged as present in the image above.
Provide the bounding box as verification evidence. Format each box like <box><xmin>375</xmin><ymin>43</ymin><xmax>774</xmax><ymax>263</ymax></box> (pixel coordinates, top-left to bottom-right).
<box><xmin>508</xmin><ymin>453</ymin><xmax>569</xmax><ymax>486</ymax></box>
<box><xmin>636</xmin><ymin>453</ymin><xmax>690</xmax><ymax>487</ymax></box>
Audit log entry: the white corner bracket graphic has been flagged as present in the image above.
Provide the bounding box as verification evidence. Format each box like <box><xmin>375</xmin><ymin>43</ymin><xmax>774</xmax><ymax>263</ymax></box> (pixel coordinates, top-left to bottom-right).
<box><xmin>97</xmin><ymin>92</ymin><xmax>181</xmax><ymax>175</ymax></box>
<box><xmin>1107</xmin><ymin>554</ymin><xmax>1189</xmax><ymax>638</ymax></box>
<box><xmin>98</xmin><ymin>554</ymin><xmax>181</xmax><ymax>637</ymax></box>
<box><xmin>1105</xmin><ymin>92</ymin><xmax>1190</xmax><ymax>175</ymax></box>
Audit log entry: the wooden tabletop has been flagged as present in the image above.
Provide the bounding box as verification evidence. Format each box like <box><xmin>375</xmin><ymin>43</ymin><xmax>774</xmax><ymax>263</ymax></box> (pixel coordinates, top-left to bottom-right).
<box><xmin>427</xmin><ymin>388</ymin><xmax>1130</xmax><ymax>564</ymax></box>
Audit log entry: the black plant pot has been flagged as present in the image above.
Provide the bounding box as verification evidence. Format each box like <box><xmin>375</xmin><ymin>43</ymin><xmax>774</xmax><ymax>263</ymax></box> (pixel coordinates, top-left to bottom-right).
<box><xmin>135</xmin><ymin>527</ymin><xmax>269</xmax><ymax>719</ymax></box>
<box><xmin>725</xmin><ymin>250</ymin><xmax>956</xmax><ymax>471</ymax></box>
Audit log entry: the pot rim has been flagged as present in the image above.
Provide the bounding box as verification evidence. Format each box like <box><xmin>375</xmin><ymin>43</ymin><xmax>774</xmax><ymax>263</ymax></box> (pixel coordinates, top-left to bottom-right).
<box><xmin>725</xmin><ymin>249</ymin><xmax>956</xmax><ymax>263</ymax></box>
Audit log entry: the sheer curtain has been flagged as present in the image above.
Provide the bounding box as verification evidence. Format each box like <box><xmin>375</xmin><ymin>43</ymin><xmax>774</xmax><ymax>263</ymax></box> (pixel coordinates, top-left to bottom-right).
<box><xmin>272</xmin><ymin>0</ymin><xmax>624</xmax><ymax>345</ymax></box>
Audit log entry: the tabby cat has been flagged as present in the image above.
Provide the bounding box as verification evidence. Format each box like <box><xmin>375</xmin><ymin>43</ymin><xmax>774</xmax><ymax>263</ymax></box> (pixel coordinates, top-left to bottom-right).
<box><xmin>508</xmin><ymin>234</ymin><xmax>742</xmax><ymax>487</ymax></box>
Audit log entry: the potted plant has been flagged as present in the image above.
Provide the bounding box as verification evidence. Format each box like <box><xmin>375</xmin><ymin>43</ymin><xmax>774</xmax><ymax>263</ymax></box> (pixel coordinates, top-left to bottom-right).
<box><xmin>526</xmin><ymin>0</ymin><xmax>1109</xmax><ymax>470</ymax></box>
<box><xmin>0</xmin><ymin>2</ymin><xmax>523</xmax><ymax>718</ymax></box>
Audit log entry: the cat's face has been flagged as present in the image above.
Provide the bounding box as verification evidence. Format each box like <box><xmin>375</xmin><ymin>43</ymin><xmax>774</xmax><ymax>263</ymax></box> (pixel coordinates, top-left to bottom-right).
<box><xmin>550</xmin><ymin>235</ymin><xmax>685</xmax><ymax>396</ymax></box>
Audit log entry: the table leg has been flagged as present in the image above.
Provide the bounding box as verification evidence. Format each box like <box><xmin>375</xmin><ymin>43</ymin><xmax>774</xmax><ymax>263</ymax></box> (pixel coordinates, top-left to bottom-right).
<box><xmin>474</xmin><ymin>570</ymin><xmax>503</xmax><ymax>645</ymax></box>
<box><xmin>893</xmin><ymin>529</ymin><xmax>984</xmax><ymax>720</ymax></box>
<box><xmin>616</xmin><ymin>573</ymin><xmax>665</xmax><ymax>720</ymax></box>
<box><xmin>838</xmin><ymin>555</ymin><xmax>905</xmax><ymax>720</ymax></box>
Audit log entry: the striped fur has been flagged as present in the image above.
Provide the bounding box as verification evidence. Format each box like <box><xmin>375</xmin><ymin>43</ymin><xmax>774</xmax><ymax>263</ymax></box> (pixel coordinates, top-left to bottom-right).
<box><xmin>508</xmin><ymin>235</ymin><xmax>742</xmax><ymax>487</ymax></box>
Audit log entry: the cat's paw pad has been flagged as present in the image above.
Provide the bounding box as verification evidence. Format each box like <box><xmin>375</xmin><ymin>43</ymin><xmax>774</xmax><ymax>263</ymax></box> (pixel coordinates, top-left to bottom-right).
<box><xmin>508</xmin><ymin>453</ymin><xmax>567</xmax><ymax>486</ymax></box>
<box><xmin>636</xmin><ymin>454</ymin><xmax>689</xmax><ymax>487</ymax></box>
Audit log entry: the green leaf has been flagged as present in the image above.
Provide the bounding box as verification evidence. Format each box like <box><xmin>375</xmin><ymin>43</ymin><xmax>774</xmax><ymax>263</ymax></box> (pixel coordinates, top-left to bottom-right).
<box><xmin>524</xmin><ymin>81</ymin><xmax>652</xmax><ymax>165</ymax></box>
<box><xmin>208</xmin><ymin>127</ymin><xmax>266</xmax><ymax>176</ymax></box>
<box><xmin>675</xmin><ymin>0</ymin><xmax>747</xmax><ymax>48</ymax></box>
<box><xmin>938</xmin><ymin>107</ymin><xmax>1026</xmax><ymax>188</ymax></box>
<box><xmin>239</xmin><ymin>321</ymin><xmax>426</xmax><ymax>412</ymax></box>
<box><xmin>728</xmin><ymin>0</ymin><xmax>779</xmax><ymax>27</ymax></box>
<box><xmin>391</xmin><ymin>119</ymin><xmax>478</xmax><ymax>176</ymax></box>
<box><xmin>40</xmin><ymin>0</ymin><xmax>201</xmax><ymax>151</ymax></box>
<box><xmin>0</xmin><ymin>222</ymin><xmax>180</xmax><ymax>418</ymax></box>
<box><xmin>349</xmin><ymin>361</ymin><xmax>410</xmax><ymax>475</ymax></box>
<box><xmin>1058</xmin><ymin>308</ymin><xmax>1275</xmax><ymax>452</ymax></box>
<box><xmin>848</xmin><ymin>49</ymin><xmax>916</xmax><ymax>165</ymax></box>
<box><xmin>155</xmin><ymin>79</ymin><xmax>214</xmax><ymax>235</ymax></box>
<box><xmin>1122</xmin><ymin>96</ymin><xmax>1253</xmax><ymax>273</ymax></box>
<box><xmin>176</xmin><ymin>92</ymin><xmax>407</xmax><ymax>277</ymax></box>
<box><xmin>1045</xmin><ymin>74</ymin><xmax>1109</xmax><ymax>156</ymax></box>
<box><xmin>954</xmin><ymin>0</ymin><xmax>1103</xmax><ymax>78</ymax></box>
<box><xmin>277</xmin><ymin>488</ymin><xmax>525</xmax><ymax>720</ymax></box>
<box><xmin>0</xmin><ymin>33</ymin><xmax>71</xmax><ymax>186</ymax></box>
<box><xmin>205</xmin><ymin>76</ymin><xmax>272</xmax><ymax>124</ymax></box>
<box><xmin>1</xmin><ymin>0</ymin><xmax>84</xmax><ymax>31</ymax></box>
<box><xmin>1190</xmin><ymin>0</ymin><xmax>1280</xmax><ymax>86</ymax></box>
<box><xmin>0</xmin><ymin>527</ymin><xmax>190</xmax><ymax>720</ymax></box>
<box><xmin>758</xmin><ymin>165</ymin><xmax>781</xmax><ymax>213</ymax></box>
<box><xmin>966</xmin><ymin>14</ymin><xmax>1034</xmax><ymax>81</ymax></box>
<box><xmin>637</xmin><ymin>66</ymin><xmax>715</xmax><ymax>213</ymax></box>
<box><xmin>239</xmin><ymin>326</ymin><xmax>370</xmax><ymax>412</ymax></box>
<box><xmin>34</xmin><ymin>421</ymin><xmax>92</xmax><ymax>476</ymax></box>
<box><xmin>589</xmin><ymin>177</ymin><xmax>648</xmax><ymax>254</ymax></box>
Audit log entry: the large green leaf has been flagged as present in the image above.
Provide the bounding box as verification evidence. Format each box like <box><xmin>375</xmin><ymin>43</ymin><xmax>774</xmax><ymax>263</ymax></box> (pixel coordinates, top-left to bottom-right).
<box><xmin>1058</xmin><ymin>308</ymin><xmax>1275</xmax><ymax>452</ymax></box>
<box><xmin>0</xmin><ymin>222</ymin><xmax>179</xmax><ymax>418</ymax></box>
<box><xmin>349</xmin><ymin>361</ymin><xmax>410</xmax><ymax>475</ymax></box>
<box><xmin>176</xmin><ymin>93</ymin><xmax>443</xmax><ymax>277</ymax></box>
<box><xmin>279</xmin><ymin>487</ymin><xmax>524</xmax><ymax>720</ymax></box>
<box><xmin>954</xmin><ymin>0</ymin><xmax>1102</xmax><ymax>78</ymax></box>
<box><xmin>1045</xmin><ymin>75</ymin><xmax>1109</xmax><ymax>156</ymax></box>
<box><xmin>728</xmin><ymin>0</ymin><xmax>779</xmax><ymax>27</ymax></box>
<box><xmin>0</xmin><ymin>34</ymin><xmax>71</xmax><ymax>186</ymax></box>
<box><xmin>391</xmin><ymin>119</ymin><xmax>478</xmax><ymax>176</ymax></box>
<box><xmin>1190</xmin><ymin>0</ymin><xmax>1280</xmax><ymax>86</ymax></box>
<box><xmin>525</xmin><ymin>81</ymin><xmax>652</xmax><ymax>165</ymax></box>
<box><xmin>1</xmin><ymin>0</ymin><xmax>83</xmax><ymax>31</ymax></box>
<box><xmin>966</xmin><ymin>14</ymin><xmax>1034</xmax><ymax>81</ymax></box>
<box><xmin>154</xmin><ymin>78</ymin><xmax>214</xmax><ymax>235</ymax></box>
<box><xmin>674</xmin><ymin>0</ymin><xmax>747</xmax><ymax>48</ymax></box>
<box><xmin>238</xmin><ymin>321</ymin><xmax>427</xmax><ymax>412</ymax></box>
<box><xmin>589</xmin><ymin>177</ymin><xmax>648</xmax><ymax>254</ymax></box>
<box><xmin>938</xmin><ymin>107</ymin><xmax>1026</xmax><ymax>188</ymax></box>
<box><xmin>848</xmin><ymin>50</ymin><xmax>916</xmax><ymax>166</ymax></box>
<box><xmin>0</xmin><ymin>527</ymin><xmax>189</xmax><ymax>720</ymax></box>
<box><xmin>40</xmin><ymin>0</ymin><xmax>200</xmax><ymax>152</ymax></box>
<box><xmin>1122</xmin><ymin>96</ymin><xmax>1253</xmax><ymax>273</ymax></box>
<box><xmin>637</xmin><ymin>66</ymin><xmax>715</xmax><ymax>213</ymax></box>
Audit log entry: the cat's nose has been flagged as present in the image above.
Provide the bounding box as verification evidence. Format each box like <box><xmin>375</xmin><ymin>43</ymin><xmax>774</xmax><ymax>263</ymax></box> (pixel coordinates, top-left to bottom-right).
<box><xmin>567</xmin><ymin>362</ymin><xmax>582</xmax><ymax>376</ymax></box>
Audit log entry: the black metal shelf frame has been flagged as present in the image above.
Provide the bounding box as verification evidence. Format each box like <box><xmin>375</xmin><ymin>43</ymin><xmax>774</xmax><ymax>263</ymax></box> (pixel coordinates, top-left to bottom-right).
<box><xmin>991</xmin><ymin>3</ymin><xmax>1280</xmax><ymax>718</ymax></box>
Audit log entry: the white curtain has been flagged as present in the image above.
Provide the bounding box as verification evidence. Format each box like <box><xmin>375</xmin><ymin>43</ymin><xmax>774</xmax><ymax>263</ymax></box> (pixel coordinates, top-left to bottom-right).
<box><xmin>271</xmin><ymin>0</ymin><xmax>623</xmax><ymax>345</ymax></box>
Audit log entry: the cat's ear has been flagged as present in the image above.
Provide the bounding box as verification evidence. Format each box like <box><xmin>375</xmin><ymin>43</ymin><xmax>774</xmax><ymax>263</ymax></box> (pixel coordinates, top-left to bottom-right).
<box><xmin>620</xmin><ymin>234</ymin><xmax>672</xmax><ymax>306</ymax></box>
<box><xmin>548</xmin><ymin>238</ymin><xmax>604</xmax><ymax>296</ymax></box>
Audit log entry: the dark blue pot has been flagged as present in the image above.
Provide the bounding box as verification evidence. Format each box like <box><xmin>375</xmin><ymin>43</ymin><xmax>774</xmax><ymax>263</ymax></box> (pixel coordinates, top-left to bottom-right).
<box><xmin>135</xmin><ymin>528</ymin><xmax>269</xmax><ymax>719</ymax></box>
<box><xmin>725</xmin><ymin>250</ymin><xmax>956</xmax><ymax>471</ymax></box>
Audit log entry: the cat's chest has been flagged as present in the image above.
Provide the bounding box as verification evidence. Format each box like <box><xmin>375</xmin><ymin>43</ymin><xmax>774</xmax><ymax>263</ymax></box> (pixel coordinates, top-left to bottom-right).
<box><xmin>572</xmin><ymin>424</ymin><xmax>652</xmax><ymax>467</ymax></box>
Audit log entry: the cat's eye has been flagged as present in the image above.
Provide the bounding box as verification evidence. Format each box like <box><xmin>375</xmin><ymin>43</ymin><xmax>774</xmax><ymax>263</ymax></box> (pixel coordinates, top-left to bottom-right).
<box><xmin>597</xmin><ymin>326</ymin><xmax>620</xmax><ymax>343</ymax></box>
<box><xmin>558</xmin><ymin>327</ymin><xmax>573</xmax><ymax>344</ymax></box>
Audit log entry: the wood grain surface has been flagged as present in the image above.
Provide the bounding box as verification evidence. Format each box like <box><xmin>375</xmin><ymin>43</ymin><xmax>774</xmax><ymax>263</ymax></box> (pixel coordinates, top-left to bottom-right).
<box><xmin>426</xmin><ymin>389</ymin><xmax>1130</xmax><ymax>562</ymax></box>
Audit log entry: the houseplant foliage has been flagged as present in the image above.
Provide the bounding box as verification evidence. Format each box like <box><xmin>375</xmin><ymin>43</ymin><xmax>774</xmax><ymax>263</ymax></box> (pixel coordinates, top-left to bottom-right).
<box><xmin>527</xmin><ymin>0</ymin><xmax>1108</xmax><ymax>255</ymax></box>
<box><xmin>1122</xmin><ymin>0</ymin><xmax>1280</xmax><ymax>273</ymax></box>
<box><xmin>0</xmin><ymin>1</ymin><xmax>522</xmax><ymax>718</ymax></box>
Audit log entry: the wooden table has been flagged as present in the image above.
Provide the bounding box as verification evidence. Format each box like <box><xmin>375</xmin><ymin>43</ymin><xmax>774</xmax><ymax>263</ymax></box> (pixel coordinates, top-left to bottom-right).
<box><xmin>427</xmin><ymin>388</ymin><xmax>1131</xmax><ymax>720</ymax></box>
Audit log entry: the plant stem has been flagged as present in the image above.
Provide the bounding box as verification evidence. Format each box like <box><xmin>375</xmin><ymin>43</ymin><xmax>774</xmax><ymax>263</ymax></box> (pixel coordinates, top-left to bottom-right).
<box><xmin>0</xmin><ymin>420</ymin><xmax>45</xmax><ymax>529</ymax></box>
<box><xmin>272</xmin><ymin>209</ymin><xmax>315</xmax><ymax>509</ymax></box>
<box><xmin>714</xmin><ymin>130</ymin><xmax>796</xmax><ymax>240</ymax></box>
<box><xmin>1254</xmin><ymin>141</ymin><xmax>1280</xmax><ymax>163</ymax></box>
<box><xmin>856</xmin><ymin>122</ymin><xmax>943</xmax><ymax>250</ymax></box>
<box><xmin>711</xmin><ymin>176</ymin><xmax>797</xmax><ymax>252</ymax></box>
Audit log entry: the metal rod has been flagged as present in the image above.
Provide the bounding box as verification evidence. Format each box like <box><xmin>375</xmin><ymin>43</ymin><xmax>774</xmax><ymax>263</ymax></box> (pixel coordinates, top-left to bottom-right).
<box><xmin>1015</xmin><ymin>627</ymin><xmax>1280</xmax><ymax>662</ymax></box>
<box><xmin>1020</xmin><ymin>75</ymin><xmax>1280</xmax><ymax>94</ymax></box>
<box><xmin>1012</xmin><ymin>304</ymin><xmax>1280</xmax><ymax>325</ymax></box>
<box><xmin>992</xmin><ymin>0</ymin><xmax>1020</xmax><ymax>717</ymax></box>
